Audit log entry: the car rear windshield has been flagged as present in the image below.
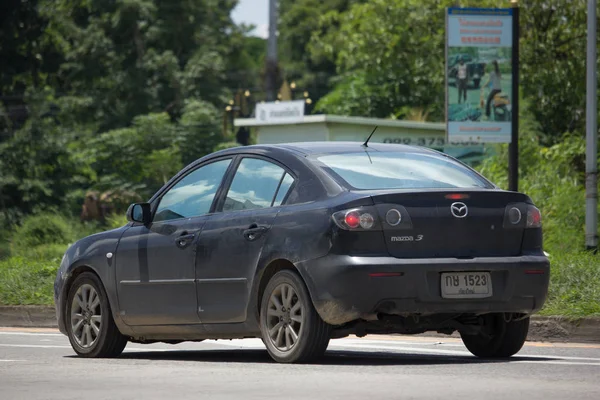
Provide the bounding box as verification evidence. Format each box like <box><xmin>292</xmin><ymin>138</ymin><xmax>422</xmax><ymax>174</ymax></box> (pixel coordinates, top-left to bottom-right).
<box><xmin>316</xmin><ymin>151</ymin><xmax>492</xmax><ymax>190</ymax></box>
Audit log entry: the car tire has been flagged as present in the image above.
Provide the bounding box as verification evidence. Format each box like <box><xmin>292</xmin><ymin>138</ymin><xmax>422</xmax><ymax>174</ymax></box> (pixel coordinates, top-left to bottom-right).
<box><xmin>461</xmin><ymin>314</ymin><xmax>529</xmax><ymax>358</ymax></box>
<box><xmin>66</xmin><ymin>272</ymin><xmax>127</xmax><ymax>358</ymax></box>
<box><xmin>260</xmin><ymin>270</ymin><xmax>331</xmax><ymax>363</ymax></box>
<box><xmin>473</xmin><ymin>78</ymin><xmax>481</xmax><ymax>88</ymax></box>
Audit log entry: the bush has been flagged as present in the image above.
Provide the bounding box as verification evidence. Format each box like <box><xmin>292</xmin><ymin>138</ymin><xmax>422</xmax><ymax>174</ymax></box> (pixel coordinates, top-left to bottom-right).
<box><xmin>10</xmin><ymin>213</ymin><xmax>73</xmax><ymax>253</ymax></box>
<box><xmin>105</xmin><ymin>213</ymin><xmax>128</xmax><ymax>230</ymax></box>
<box><xmin>476</xmin><ymin>101</ymin><xmax>587</xmax><ymax>254</ymax></box>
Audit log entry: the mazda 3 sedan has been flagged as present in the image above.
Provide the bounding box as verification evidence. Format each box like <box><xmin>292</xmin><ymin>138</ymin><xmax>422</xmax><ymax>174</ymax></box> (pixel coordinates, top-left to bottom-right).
<box><xmin>54</xmin><ymin>142</ymin><xmax>549</xmax><ymax>363</ymax></box>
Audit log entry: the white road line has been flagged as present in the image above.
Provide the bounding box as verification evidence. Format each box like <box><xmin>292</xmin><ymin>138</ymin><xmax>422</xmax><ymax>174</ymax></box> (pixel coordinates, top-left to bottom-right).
<box><xmin>2</xmin><ymin>339</ymin><xmax>600</xmax><ymax>366</ymax></box>
<box><xmin>210</xmin><ymin>339</ymin><xmax>600</xmax><ymax>363</ymax></box>
<box><xmin>515</xmin><ymin>360</ymin><xmax>600</xmax><ymax>367</ymax></box>
<box><xmin>0</xmin><ymin>332</ymin><xmax>63</xmax><ymax>337</ymax></box>
<box><xmin>0</xmin><ymin>343</ymin><xmax>189</xmax><ymax>352</ymax></box>
<box><xmin>0</xmin><ymin>360</ymin><xmax>25</xmax><ymax>362</ymax></box>
<box><xmin>0</xmin><ymin>344</ymin><xmax>71</xmax><ymax>349</ymax></box>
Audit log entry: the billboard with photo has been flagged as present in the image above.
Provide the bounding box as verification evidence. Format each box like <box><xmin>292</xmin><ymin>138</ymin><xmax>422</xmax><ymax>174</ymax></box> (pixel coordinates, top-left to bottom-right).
<box><xmin>446</xmin><ymin>8</ymin><xmax>513</xmax><ymax>143</ymax></box>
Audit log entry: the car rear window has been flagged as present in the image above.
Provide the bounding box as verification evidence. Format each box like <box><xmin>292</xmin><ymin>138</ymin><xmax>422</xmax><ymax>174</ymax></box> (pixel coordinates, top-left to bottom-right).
<box><xmin>315</xmin><ymin>151</ymin><xmax>492</xmax><ymax>190</ymax></box>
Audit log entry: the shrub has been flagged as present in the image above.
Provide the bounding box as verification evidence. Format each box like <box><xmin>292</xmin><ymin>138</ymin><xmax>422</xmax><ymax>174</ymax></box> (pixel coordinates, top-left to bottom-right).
<box><xmin>10</xmin><ymin>213</ymin><xmax>73</xmax><ymax>253</ymax></box>
<box><xmin>105</xmin><ymin>213</ymin><xmax>128</xmax><ymax>230</ymax></box>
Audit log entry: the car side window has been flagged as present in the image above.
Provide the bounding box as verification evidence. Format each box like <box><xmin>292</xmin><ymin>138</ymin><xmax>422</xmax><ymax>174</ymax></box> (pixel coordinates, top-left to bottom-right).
<box><xmin>273</xmin><ymin>173</ymin><xmax>294</xmax><ymax>206</ymax></box>
<box><xmin>223</xmin><ymin>158</ymin><xmax>290</xmax><ymax>211</ymax></box>
<box><xmin>154</xmin><ymin>159</ymin><xmax>231</xmax><ymax>222</ymax></box>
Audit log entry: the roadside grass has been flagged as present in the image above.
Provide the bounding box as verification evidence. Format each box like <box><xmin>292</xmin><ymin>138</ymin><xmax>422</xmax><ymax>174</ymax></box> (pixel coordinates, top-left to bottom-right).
<box><xmin>0</xmin><ymin>249</ymin><xmax>64</xmax><ymax>305</ymax></box>
<box><xmin>540</xmin><ymin>251</ymin><xmax>600</xmax><ymax>318</ymax></box>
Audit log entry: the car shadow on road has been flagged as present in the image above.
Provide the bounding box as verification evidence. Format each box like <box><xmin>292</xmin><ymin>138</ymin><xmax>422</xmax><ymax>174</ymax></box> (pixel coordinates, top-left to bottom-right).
<box><xmin>106</xmin><ymin>349</ymin><xmax>554</xmax><ymax>366</ymax></box>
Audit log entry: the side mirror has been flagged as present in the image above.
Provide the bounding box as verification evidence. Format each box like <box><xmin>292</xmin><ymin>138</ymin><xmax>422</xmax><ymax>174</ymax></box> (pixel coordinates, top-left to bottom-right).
<box><xmin>126</xmin><ymin>203</ymin><xmax>152</xmax><ymax>225</ymax></box>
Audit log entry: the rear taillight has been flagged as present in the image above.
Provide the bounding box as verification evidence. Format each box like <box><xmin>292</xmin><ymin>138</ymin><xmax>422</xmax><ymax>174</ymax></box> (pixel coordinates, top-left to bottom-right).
<box><xmin>526</xmin><ymin>205</ymin><xmax>542</xmax><ymax>228</ymax></box>
<box><xmin>332</xmin><ymin>207</ymin><xmax>381</xmax><ymax>231</ymax></box>
<box><xmin>503</xmin><ymin>203</ymin><xmax>541</xmax><ymax>229</ymax></box>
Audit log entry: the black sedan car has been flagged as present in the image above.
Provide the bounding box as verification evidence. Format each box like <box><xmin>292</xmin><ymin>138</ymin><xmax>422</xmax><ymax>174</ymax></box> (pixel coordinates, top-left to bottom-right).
<box><xmin>54</xmin><ymin>142</ymin><xmax>549</xmax><ymax>363</ymax></box>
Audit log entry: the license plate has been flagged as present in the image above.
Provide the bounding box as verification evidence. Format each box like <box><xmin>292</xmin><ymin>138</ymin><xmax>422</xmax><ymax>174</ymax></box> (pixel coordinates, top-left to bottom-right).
<box><xmin>441</xmin><ymin>272</ymin><xmax>492</xmax><ymax>299</ymax></box>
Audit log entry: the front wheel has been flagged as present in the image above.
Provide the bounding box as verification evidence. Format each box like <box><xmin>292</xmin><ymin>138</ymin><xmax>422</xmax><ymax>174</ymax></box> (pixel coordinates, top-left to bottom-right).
<box><xmin>260</xmin><ymin>270</ymin><xmax>331</xmax><ymax>363</ymax></box>
<box><xmin>461</xmin><ymin>314</ymin><xmax>529</xmax><ymax>358</ymax></box>
<box><xmin>66</xmin><ymin>272</ymin><xmax>127</xmax><ymax>358</ymax></box>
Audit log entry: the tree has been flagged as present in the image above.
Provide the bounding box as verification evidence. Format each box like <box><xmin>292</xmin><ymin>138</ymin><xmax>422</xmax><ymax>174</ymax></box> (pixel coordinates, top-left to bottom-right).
<box><xmin>308</xmin><ymin>0</ymin><xmax>474</xmax><ymax>119</ymax></box>
<box><xmin>0</xmin><ymin>0</ymin><xmax>64</xmax><ymax>138</ymax></box>
<box><xmin>520</xmin><ymin>0</ymin><xmax>600</xmax><ymax>144</ymax></box>
<box><xmin>40</xmin><ymin>0</ymin><xmax>240</xmax><ymax>130</ymax></box>
<box><xmin>278</xmin><ymin>0</ymin><xmax>365</xmax><ymax>105</ymax></box>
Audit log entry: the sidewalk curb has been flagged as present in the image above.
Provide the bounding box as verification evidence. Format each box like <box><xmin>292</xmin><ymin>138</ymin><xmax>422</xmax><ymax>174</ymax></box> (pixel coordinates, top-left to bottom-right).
<box><xmin>0</xmin><ymin>306</ymin><xmax>57</xmax><ymax>328</ymax></box>
<box><xmin>0</xmin><ymin>306</ymin><xmax>598</xmax><ymax>343</ymax></box>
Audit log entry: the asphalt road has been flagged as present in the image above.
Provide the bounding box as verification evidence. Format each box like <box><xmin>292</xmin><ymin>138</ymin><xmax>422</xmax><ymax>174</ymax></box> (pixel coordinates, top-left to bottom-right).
<box><xmin>1</xmin><ymin>327</ymin><xmax>600</xmax><ymax>400</ymax></box>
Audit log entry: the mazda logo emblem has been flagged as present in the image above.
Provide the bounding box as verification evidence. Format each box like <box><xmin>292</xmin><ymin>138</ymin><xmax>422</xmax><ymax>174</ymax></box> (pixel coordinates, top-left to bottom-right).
<box><xmin>450</xmin><ymin>202</ymin><xmax>468</xmax><ymax>218</ymax></box>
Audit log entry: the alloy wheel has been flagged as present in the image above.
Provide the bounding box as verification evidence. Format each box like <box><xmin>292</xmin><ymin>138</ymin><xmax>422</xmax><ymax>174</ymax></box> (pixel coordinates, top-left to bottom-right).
<box><xmin>265</xmin><ymin>283</ymin><xmax>304</xmax><ymax>352</ymax></box>
<box><xmin>70</xmin><ymin>284</ymin><xmax>102</xmax><ymax>348</ymax></box>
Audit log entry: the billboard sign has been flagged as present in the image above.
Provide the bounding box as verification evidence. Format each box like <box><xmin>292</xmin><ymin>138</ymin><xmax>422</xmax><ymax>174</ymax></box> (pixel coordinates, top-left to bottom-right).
<box><xmin>446</xmin><ymin>8</ymin><xmax>513</xmax><ymax>143</ymax></box>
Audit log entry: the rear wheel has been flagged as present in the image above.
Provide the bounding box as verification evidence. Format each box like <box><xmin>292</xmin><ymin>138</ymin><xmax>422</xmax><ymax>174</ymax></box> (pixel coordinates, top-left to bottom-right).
<box><xmin>461</xmin><ymin>314</ymin><xmax>529</xmax><ymax>358</ymax></box>
<box><xmin>260</xmin><ymin>270</ymin><xmax>331</xmax><ymax>363</ymax></box>
<box><xmin>66</xmin><ymin>272</ymin><xmax>127</xmax><ymax>358</ymax></box>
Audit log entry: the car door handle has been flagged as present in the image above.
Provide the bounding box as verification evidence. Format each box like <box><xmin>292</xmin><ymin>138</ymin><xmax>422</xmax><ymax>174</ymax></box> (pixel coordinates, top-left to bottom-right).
<box><xmin>175</xmin><ymin>232</ymin><xmax>197</xmax><ymax>249</ymax></box>
<box><xmin>243</xmin><ymin>225</ymin><xmax>269</xmax><ymax>241</ymax></box>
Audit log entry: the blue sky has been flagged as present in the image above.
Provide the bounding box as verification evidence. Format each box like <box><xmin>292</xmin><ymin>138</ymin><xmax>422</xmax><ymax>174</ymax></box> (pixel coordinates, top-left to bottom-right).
<box><xmin>231</xmin><ymin>0</ymin><xmax>269</xmax><ymax>38</ymax></box>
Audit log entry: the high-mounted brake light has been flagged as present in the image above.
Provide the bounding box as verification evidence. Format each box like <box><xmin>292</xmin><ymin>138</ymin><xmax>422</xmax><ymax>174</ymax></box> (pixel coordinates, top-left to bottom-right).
<box><xmin>445</xmin><ymin>193</ymin><xmax>470</xmax><ymax>200</ymax></box>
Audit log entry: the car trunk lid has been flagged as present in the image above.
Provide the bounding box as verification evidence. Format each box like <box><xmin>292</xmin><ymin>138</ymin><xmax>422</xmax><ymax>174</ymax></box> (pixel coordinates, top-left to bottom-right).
<box><xmin>370</xmin><ymin>190</ymin><xmax>529</xmax><ymax>258</ymax></box>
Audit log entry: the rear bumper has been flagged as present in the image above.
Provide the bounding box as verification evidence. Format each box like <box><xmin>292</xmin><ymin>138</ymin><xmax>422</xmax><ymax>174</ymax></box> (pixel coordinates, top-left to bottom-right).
<box><xmin>297</xmin><ymin>254</ymin><xmax>550</xmax><ymax>325</ymax></box>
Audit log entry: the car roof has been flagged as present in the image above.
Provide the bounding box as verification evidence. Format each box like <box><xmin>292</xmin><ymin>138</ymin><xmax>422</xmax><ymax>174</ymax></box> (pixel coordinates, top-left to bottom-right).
<box><xmin>221</xmin><ymin>141</ymin><xmax>435</xmax><ymax>157</ymax></box>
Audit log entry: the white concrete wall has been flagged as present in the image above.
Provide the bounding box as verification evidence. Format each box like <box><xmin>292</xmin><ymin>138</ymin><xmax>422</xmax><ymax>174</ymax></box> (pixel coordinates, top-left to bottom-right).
<box><xmin>255</xmin><ymin>123</ymin><xmax>329</xmax><ymax>144</ymax></box>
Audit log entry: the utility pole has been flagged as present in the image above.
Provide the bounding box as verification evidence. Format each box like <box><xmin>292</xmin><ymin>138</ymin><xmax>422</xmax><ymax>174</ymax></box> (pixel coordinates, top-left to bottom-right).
<box><xmin>585</xmin><ymin>0</ymin><xmax>598</xmax><ymax>250</ymax></box>
<box><xmin>508</xmin><ymin>0</ymin><xmax>519</xmax><ymax>192</ymax></box>
<box><xmin>266</xmin><ymin>0</ymin><xmax>278</xmax><ymax>101</ymax></box>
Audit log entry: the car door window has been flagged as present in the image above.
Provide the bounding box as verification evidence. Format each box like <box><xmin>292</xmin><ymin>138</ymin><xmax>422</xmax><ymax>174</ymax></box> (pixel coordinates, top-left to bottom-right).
<box><xmin>223</xmin><ymin>158</ymin><xmax>288</xmax><ymax>211</ymax></box>
<box><xmin>273</xmin><ymin>173</ymin><xmax>294</xmax><ymax>206</ymax></box>
<box><xmin>154</xmin><ymin>159</ymin><xmax>231</xmax><ymax>222</ymax></box>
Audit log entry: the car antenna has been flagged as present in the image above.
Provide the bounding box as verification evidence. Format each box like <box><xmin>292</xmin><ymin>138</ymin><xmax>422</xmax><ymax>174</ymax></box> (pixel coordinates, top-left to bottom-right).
<box><xmin>363</xmin><ymin>126</ymin><xmax>378</xmax><ymax>147</ymax></box>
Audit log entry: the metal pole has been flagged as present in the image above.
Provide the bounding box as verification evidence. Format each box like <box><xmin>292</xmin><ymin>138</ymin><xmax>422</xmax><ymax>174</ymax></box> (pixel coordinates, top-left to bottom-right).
<box><xmin>585</xmin><ymin>0</ymin><xmax>598</xmax><ymax>250</ymax></box>
<box><xmin>508</xmin><ymin>1</ymin><xmax>519</xmax><ymax>192</ymax></box>
<box><xmin>266</xmin><ymin>0</ymin><xmax>278</xmax><ymax>101</ymax></box>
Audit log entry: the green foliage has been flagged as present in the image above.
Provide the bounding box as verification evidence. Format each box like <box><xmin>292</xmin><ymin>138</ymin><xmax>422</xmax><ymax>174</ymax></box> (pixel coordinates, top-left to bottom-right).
<box><xmin>39</xmin><ymin>0</ymin><xmax>239</xmax><ymax>129</ymax></box>
<box><xmin>0</xmin><ymin>256</ymin><xmax>58</xmax><ymax>305</ymax></box>
<box><xmin>307</xmin><ymin>0</ymin><xmax>599</xmax><ymax>136</ymax></box>
<box><xmin>105</xmin><ymin>213</ymin><xmax>129</xmax><ymax>230</ymax></box>
<box><xmin>178</xmin><ymin>100</ymin><xmax>225</xmax><ymax>165</ymax></box>
<box><xmin>10</xmin><ymin>213</ymin><xmax>73</xmax><ymax>253</ymax></box>
<box><xmin>308</xmin><ymin>0</ymin><xmax>488</xmax><ymax>119</ymax></box>
<box><xmin>0</xmin><ymin>110</ymin><xmax>93</xmax><ymax>226</ymax></box>
<box><xmin>478</xmin><ymin>101</ymin><xmax>587</xmax><ymax>254</ymax></box>
<box><xmin>520</xmin><ymin>0</ymin><xmax>600</xmax><ymax>145</ymax></box>
<box><xmin>278</xmin><ymin>0</ymin><xmax>363</xmax><ymax>103</ymax></box>
<box><xmin>541</xmin><ymin>251</ymin><xmax>600</xmax><ymax>317</ymax></box>
<box><xmin>213</xmin><ymin>141</ymin><xmax>241</xmax><ymax>152</ymax></box>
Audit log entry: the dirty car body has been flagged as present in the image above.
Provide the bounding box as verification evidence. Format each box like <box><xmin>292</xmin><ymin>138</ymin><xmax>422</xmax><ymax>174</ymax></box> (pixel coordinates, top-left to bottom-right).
<box><xmin>54</xmin><ymin>142</ymin><xmax>550</xmax><ymax>362</ymax></box>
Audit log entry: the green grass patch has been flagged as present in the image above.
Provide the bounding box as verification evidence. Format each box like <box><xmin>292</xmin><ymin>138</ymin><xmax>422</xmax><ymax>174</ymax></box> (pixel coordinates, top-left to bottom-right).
<box><xmin>0</xmin><ymin>249</ymin><xmax>64</xmax><ymax>305</ymax></box>
<box><xmin>540</xmin><ymin>251</ymin><xmax>600</xmax><ymax>318</ymax></box>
